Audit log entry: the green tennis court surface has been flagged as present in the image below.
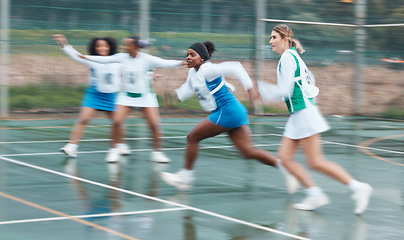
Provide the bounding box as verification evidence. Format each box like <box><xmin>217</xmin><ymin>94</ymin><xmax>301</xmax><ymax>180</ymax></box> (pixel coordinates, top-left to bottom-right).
<box><xmin>0</xmin><ymin>116</ymin><xmax>403</xmax><ymax>240</ymax></box>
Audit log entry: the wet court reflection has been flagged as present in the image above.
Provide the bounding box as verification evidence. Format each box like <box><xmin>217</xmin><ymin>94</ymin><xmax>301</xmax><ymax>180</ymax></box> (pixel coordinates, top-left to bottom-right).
<box><xmin>62</xmin><ymin>157</ymin><xmax>123</xmax><ymax>215</ymax></box>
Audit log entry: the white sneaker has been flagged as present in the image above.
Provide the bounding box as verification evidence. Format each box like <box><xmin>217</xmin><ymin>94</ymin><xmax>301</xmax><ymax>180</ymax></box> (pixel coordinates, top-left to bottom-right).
<box><xmin>161</xmin><ymin>171</ymin><xmax>193</xmax><ymax>191</ymax></box>
<box><xmin>117</xmin><ymin>143</ymin><xmax>131</xmax><ymax>155</ymax></box>
<box><xmin>151</xmin><ymin>151</ymin><xmax>171</xmax><ymax>163</ymax></box>
<box><xmin>294</xmin><ymin>194</ymin><xmax>330</xmax><ymax>211</ymax></box>
<box><xmin>59</xmin><ymin>144</ymin><xmax>77</xmax><ymax>158</ymax></box>
<box><xmin>352</xmin><ymin>183</ymin><xmax>373</xmax><ymax>215</ymax></box>
<box><xmin>106</xmin><ymin>148</ymin><xmax>120</xmax><ymax>163</ymax></box>
<box><xmin>283</xmin><ymin>171</ymin><xmax>300</xmax><ymax>194</ymax></box>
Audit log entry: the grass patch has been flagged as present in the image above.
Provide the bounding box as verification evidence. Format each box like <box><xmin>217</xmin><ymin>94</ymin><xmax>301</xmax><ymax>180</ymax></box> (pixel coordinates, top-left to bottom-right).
<box><xmin>10</xmin><ymin>83</ymin><xmax>87</xmax><ymax>110</ymax></box>
<box><xmin>10</xmin><ymin>84</ymin><xmax>289</xmax><ymax>116</ymax></box>
<box><xmin>380</xmin><ymin>106</ymin><xmax>404</xmax><ymax>120</ymax></box>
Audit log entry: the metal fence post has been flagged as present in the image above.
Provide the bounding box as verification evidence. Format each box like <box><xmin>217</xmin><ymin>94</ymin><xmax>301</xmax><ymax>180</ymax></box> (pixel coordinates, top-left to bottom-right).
<box><xmin>1</xmin><ymin>0</ymin><xmax>10</xmax><ymax>118</ymax></box>
<box><xmin>254</xmin><ymin>0</ymin><xmax>266</xmax><ymax>114</ymax></box>
<box><xmin>139</xmin><ymin>0</ymin><xmax>150</xmax><ymax>40</ymax></box>
<box><xmin>354</xmin><ymin>0</ymin><xmax>366</xmax><ymax>115</ymax></box>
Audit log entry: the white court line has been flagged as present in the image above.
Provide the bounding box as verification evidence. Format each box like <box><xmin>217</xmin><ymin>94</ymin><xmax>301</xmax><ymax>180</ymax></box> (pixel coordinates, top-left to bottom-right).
<box><xmin>0</xmin><ymin>207</ymin><xmax>187</xmax><ymax>226</ymax></box>
<box><xmin>269</xmin><ymin>133</ymin><xmax>404</xmax><ymax>155</ymax></box>
<box><xmin>0</xmin><ymin>133</ymin><xmax>281</xmax><ymax>144</ymax></box>
<box><xmin>321</xmin><ymin>140</ymin><xmax>404</xmax><ymax>155</ymax></box>
<box><xmin>0</xmin><ymin>136</ymin><xmax>187</xmax><ymax>144</ymax></box>
<box><xmin>1</xmin><ymin>133</ymin><xmax>402</xmax><ymax>157</ymax></box>
<box><xmin>0</xmin><ymin>155</ymin><xmax>310</xmax><ymax>240</ymax></box>
<box><xmin>0</xmin><ymin>143</ymin><xmax>281</xmax><ymax>157</ymax></box>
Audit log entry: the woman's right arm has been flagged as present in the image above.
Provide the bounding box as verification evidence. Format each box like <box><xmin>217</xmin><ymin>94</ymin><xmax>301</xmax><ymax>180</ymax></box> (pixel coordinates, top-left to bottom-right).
<box><xmin>259</xmin><ymin>54</ymin><xmax>296</xmax><ymax>102</ymax></box>
<box><xmin>175</xmin><ymin>73</ymin><xmax>194</xmax><ymax>102</ymax></box>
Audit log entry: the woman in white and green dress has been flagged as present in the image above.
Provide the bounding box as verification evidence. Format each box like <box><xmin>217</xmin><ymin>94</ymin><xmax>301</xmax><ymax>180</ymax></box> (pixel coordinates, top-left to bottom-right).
<box><xmin>259</xmin><ymin>24</ymin><xmax>373</xmax><ymax>215</ymax></box>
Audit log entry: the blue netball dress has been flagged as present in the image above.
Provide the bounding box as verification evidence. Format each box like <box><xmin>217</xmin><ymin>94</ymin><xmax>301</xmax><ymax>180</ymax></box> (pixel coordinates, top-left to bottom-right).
<box><xmin>176</xmin><ymin>61</ymin><xmax>253</xmax><ymax>129</ymax></box>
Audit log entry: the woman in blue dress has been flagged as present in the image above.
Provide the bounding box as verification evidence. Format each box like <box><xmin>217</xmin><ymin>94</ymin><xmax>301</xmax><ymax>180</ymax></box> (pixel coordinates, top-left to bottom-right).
<box><xmin>161</xmin><ymin>41</ymin><xmax>297</xmax><ymax>192</ymax></box>
<box><xmin>54</xmin><ymin>34</ymin><xmax>130</xmax><ymax>159</ymax></box>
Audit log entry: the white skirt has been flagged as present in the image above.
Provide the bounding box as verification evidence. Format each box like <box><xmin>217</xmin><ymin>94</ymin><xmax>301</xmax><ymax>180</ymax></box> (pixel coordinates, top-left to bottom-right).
<box><xmin>116</xmin><ymin>92</ymin><xmax>159</xmax><ymax>108</ymax></box>
<box><xmin>283</xmin><ymin>105</ymin><xmax>330</xmax><ymax>139</ymax></box>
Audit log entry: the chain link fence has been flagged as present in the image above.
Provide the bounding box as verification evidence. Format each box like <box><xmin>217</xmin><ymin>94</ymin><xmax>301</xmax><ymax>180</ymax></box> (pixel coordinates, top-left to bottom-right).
<box><xmin>2</xmin><ymin>0</ymin><xmax>404</xmax><ymax>117</ymax></box>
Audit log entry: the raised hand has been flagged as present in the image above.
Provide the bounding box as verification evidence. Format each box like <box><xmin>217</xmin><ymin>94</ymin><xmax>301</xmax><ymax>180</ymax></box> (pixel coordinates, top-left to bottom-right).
<box><xmin>52</xmin><ymin>34</ymin><xmax>69</xmax><ymax>47</ymax></box>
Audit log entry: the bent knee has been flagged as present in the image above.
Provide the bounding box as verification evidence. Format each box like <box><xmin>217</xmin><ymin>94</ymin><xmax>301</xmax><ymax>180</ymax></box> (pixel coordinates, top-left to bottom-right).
<box><xmin>186</xmin><ymin>132</ymin><xmax>197</xmax><ymax>143</ymax></box>
<box><xmin>277</xmin><ymin>152</ymin><xmax>294</xmax><ymax>162</ymax></box>
<box><xmin>112</xmin><ymin>119</ymin><xmax>124</xmax><ymax>127</ymax></box>
<box><xmin>308</xmin><ymin>160</ymin><xmax>327</xmax><ymax>171</ymax></box>
<box><xmin>78</xmin><ymin>118</ymin><xmax>91</xmax><ymax>125</ymax></box>
<box><xmin>148</xmin><ymin>122</ymin><xmax>160</xmax><ymax>132</ymax></box>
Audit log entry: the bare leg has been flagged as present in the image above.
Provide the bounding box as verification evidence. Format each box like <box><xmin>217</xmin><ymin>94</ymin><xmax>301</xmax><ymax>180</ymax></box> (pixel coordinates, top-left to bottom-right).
<box><xmin>110</xmin><ymin>105</ymin><xmax>132</xmax><ymax>148</ymax></box>
<box><xmin>278</xmin><ymin>136</ymin><xmax>317</xmax><ymax>188</ymax></box>
<box><xmin>105</xmin><ymin>110</ymin><xmax>119</xmax><ymax>145</ymax></box>
<box><xmin>141</xmin><ymin>107</ymin><xmax>162</xmax><ymax>151</ymax></box>
<box><xmin>184</xmin><ymin>119</ymin><xmax>228</xmax><ymax>170</ymax></box>
<box><xmin>301</xmin><ymin>134</ymin><xmax>352</xmax><ymax>185</ymax></box>
<box><xmin>69</xmin><ymin>107</ymin><xmax>98</xmax><ymax>144</ymax></box>
<box><xmin>228</xmin><ymin>125</ymin><xmax>277</xmax><ymax>166</ymax></box>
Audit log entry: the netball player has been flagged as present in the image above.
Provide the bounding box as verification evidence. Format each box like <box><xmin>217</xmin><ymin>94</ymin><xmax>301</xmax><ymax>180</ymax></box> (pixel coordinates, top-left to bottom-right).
<box><xmin>259</xmin><ymin>24</ymin><xmax>372</xmax><ymax>214</ymax></box>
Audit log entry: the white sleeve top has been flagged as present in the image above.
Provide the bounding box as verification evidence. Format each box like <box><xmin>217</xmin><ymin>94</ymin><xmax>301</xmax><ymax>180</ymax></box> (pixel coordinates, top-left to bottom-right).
<box><xmin>176</xmin><ymin>70</ymin><xmax>195</xmax><ymax>102</ymax></box>
<box><xmin>259</xmin><ymin>52</ymin><xmax>296</xmax><ymax>102</ymax></box>
<box><xmin>198</xmin><ymin>61</ymin><xmax>253</xmax><ymax>90</ymax></box>
<box><xmin>176</xmin><ymin>61</ymin><xmax>253</xmax><ymax>111</ymax></box>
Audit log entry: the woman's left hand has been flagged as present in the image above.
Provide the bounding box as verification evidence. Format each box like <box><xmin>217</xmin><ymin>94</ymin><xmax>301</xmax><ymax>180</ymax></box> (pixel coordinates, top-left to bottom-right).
<box><xmin>247</xmin><ymin>88</ymin><xmax>261</xmax><ymax>103</ymax></box>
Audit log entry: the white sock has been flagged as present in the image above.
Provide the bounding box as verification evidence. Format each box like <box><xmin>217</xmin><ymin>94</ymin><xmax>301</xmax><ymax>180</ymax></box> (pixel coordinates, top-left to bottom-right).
<box><xmin>347</xmin><ymin>179</ymin><xmax>363</xmax><ymax>193</ymax></box>
<box><xmin>306</xmin><ymin>186</ymin><xmax>324</xmax><ymax>197</ymax></box>
<box><xmin>66</xmin><ymin>143</ymin><xmax>78</xmax><ymax>149</ymax></box>
<box><xmin>117</xmin><ymin>143</ymin><xmax>126</xmax><ymax>147</ymax></box>
<box><xmin>180</xmin><ymin>168</ymin><xmax>194</xmax><ymax>181</ymax></box>
<box><xmin>276</xmin><ymin>159</ymin><xmax>289</xmax><ymax>176</ymax></box>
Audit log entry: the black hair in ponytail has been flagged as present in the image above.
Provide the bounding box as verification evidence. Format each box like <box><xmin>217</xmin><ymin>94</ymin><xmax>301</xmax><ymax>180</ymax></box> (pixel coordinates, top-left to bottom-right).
<box><xmin>203</xmin><ymin>41</ymin><xmax>216</xmax><ymax>58</ymax></box>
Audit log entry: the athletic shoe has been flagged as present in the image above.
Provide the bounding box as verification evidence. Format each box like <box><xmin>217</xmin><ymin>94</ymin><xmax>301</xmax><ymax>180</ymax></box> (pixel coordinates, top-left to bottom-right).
<box><xmin>59</xmin><ymin>144</ymin><xmax>77</xmax><ymax>158</ymax></box>
<box><xmin>283</xmin><ymin>171</ymin><xmax>300</xmax><ymax>194</ymax></box>
<box><xmin>106</xmin><ymin>148</ymin><xmax>120</xmax><ymax>163</ymax></box>
<box><xmin>161</xmin><ymin>171</ymin><xmax>194</xmax><ymax>191</ymax></box>
<box><xmin>352</xmin><ymin>183</ymin><xmax>373</xmax><ymax>215</ymax></box>
<box><xmin>294</xmin><ymin>194</ymin><xmax>330</xmax><ymax>211</ymax></box>
<box><xmin>151</xmin><ymin>151</ymin><xmax>171</xmax><ymax>163</ymax></box>
<box><xmin>117</xmin><ymin>143</ymin><xmax>131</xmax><ymax>155</ymax></box>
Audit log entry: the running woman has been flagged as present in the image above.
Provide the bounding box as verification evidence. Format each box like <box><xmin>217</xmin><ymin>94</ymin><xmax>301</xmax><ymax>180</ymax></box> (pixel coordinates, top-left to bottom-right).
<box><xmin>160</xmin><ymin>41</ymin><xmax>298</xmax><ymax>192</ymax></box>
<box><xmin>54</xmin><ymin>34</ymin><xmax>130</xmax><ymax>159</ymax></box>
<box><xmin>259</xmin><ymin>24</ymin><xmax>373</xmax><ymax>214</ymax></box>
<box><xmin>81</xmin><ymin>36</ymin><xmax>186</xmax><ymax>163</ymax></box>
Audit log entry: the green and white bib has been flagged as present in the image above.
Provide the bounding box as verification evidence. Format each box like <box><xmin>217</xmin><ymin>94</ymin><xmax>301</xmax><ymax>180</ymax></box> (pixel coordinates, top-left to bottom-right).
<box><xmin>280</xmin><ymin>48</ymin><xmax>316</xmax><ymax>113</ymax></box>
